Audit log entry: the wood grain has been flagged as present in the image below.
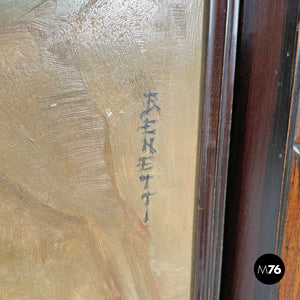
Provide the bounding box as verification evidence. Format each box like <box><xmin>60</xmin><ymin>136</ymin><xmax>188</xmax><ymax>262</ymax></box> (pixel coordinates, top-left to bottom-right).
<box><xmin>278</xmin><ymin>153</ymin><xmax>300</xmax><ymax>299</ymax></box>
<box><xmin>278</xmin><ymin>33</ymin><xmax>300</xmax><ymax>298</ymax></box>
<box><xmin>220</xmin><ymin>0</ymin><xmax>300</xmax><ymax>299</ymax></box>
<box><xmin>192</xmin><ymin>0</ymin><xmax>239</xmax><ymax>299</ymax></box>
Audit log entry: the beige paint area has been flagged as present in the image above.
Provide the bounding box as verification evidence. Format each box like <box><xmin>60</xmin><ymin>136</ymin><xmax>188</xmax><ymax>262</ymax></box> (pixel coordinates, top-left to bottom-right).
<box><xmin>0</xmin><ymin>0</ymin><xmax>203</xmax><ymax>299</ymax></box>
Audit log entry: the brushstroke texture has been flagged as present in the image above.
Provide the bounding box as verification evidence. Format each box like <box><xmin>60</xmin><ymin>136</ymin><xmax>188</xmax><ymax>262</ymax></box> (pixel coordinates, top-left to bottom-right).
<box><xmin>0</xmin><ymin>0</ymin><xmax>203</xmax><ymax>298</ymax></box>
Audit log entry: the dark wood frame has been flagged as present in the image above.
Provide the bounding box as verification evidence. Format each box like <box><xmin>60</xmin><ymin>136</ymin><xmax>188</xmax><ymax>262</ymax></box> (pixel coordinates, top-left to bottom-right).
<box><xmin>193</xmin><ymin>0</ymin><xmax>300</xmax><ymax>299</ymax></box>
<box><xmin>220</xmin><ymin>0</ymin><xmax>300</xmax><ymax>299</ymax></box>
<box><xmin>192</xmin><ymin>0</ymin><xmax>239</xmax><ymax>299</ymax></box>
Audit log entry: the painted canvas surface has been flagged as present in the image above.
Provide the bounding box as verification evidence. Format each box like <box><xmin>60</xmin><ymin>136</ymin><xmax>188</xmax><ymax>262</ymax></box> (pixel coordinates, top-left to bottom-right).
<box><xmin>0</xmin><ymin>1</ymin><xmax>203</xmax><ymax>299</ymax></box>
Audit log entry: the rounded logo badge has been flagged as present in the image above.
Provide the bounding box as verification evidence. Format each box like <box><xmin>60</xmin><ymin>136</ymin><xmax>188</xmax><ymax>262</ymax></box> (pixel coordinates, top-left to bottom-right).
<box><xmin>254</xmin><ymin>253</ymin><xmax>285</xmax><ymax>285</ymax></box>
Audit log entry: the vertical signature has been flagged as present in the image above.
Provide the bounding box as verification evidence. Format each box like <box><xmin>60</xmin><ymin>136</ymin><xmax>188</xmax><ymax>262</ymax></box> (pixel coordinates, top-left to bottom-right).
<box><xmin>137</xmin><ymin>91</ymin><xmax>161</xmax><ymax>224</ymax></box>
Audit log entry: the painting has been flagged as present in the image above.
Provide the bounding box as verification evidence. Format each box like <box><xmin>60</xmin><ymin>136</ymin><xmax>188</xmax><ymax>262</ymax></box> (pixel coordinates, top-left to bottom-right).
<box><xmin>0</xmin><ymin>0</ymin><xmax>204</xmax><ymax>299</ymax></box>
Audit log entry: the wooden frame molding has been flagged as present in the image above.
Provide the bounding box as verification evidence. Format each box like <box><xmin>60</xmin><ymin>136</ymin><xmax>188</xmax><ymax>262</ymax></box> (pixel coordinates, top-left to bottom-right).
<box><xmin>192</xmin><ymin>0</ymin><xmax>239</xmax><ymax>298</ymax></box>
<box><xmin>220</xmin><ymin>0</ymin><xmax>300</xmax><ymax>299</ymax></box>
